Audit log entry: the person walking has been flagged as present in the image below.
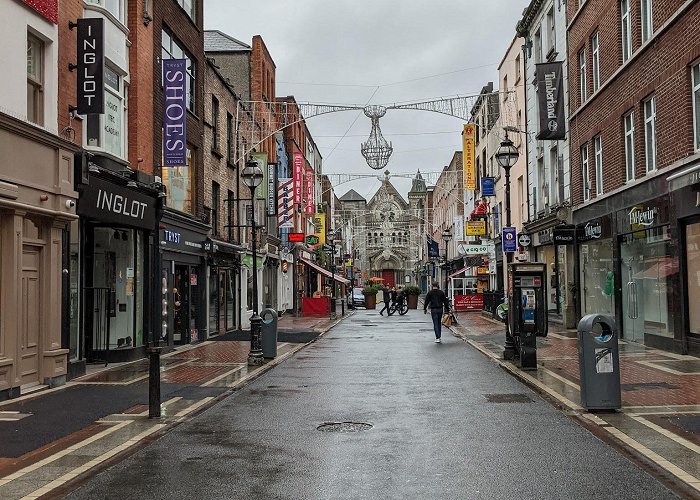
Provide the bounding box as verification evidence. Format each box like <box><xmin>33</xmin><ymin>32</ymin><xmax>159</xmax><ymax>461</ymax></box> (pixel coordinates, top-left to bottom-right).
<box><xmin>424</xmin><ymin>281</ymin><xmax>450</xmax><ymax>343</ymax></box>
<box><xmin>379</xmin><ymin>286</ymin><xmax>391</xmax><ymax>316</ymax></box>
<box><xmin>387</xmin><ymin>287</ymin><xmax>397</xmax><ymax>315</ymax></box>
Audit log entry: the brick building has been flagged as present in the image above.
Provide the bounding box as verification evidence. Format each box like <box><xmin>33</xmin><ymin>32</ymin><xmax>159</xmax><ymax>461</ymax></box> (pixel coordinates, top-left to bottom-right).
<box><xmin>567</xmin><ymin>0</ymin><xmax>700</xmax><ymax>354</ymax></box>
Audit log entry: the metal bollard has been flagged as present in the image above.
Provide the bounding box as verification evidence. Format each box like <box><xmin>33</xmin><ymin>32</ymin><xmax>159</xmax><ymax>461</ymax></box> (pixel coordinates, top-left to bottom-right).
<box><xmin>261</xmin><ymin>308</ymin><xmax>278</xmax><ymax>359</ymax></box>
<box><xmin>147</xmin><ymin>346</ymin><xmax>162</xmax><ymax>418</ymax></box>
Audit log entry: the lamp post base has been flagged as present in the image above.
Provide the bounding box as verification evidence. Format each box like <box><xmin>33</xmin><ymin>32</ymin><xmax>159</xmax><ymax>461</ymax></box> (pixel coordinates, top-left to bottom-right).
<box><xmin>247</xmin><ymin>314</ymin><xmax>264</xmax><ymax>366</ymax></box>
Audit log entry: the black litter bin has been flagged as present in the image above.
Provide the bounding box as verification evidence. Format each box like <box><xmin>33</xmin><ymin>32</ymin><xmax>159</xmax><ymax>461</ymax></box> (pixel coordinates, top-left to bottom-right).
<box><xmin>577</xmin><ymin>314</ymin><xmax>621</xmax><ymax>410</ymax></box>
<box><xmin>261</xmin><ymin>308</ymin><xmax>278</xmax><ymax>359</ymax></box>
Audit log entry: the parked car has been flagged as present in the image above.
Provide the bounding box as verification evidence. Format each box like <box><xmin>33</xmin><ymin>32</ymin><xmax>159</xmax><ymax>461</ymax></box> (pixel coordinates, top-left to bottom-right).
<box><xmin>349</xmin><ymin>287</ymin><xmax>365</xmax><ymax>307</ymax></box>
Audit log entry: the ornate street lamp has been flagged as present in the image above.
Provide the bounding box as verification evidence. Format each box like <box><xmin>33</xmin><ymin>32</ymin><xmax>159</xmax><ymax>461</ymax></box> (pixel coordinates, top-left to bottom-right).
<box><xmin>442</xmin><ymin>228</ymin><xmax>452</xmax><ymax>293</ymax></box>
<box><xmin>495</xmin><ymin>130</ymin><xmax>519</xmax><ymax>360</ymax></box>
<box><xmin>242</xmin><ymin>157</ymin><xmax>264</xmax><ymax>365</ymax></box>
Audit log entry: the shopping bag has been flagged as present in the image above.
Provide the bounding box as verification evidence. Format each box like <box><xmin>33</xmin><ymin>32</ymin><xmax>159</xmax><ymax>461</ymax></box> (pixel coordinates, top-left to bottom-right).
<box><xmin>441</xmin><ymin>313</ymin><xmax>452</xmax><ymax>327</ymax></box>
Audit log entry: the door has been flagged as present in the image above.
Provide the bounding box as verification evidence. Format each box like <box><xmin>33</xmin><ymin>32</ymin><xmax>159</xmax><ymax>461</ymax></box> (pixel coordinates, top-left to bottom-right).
<box><xmin>382</xmin><ymin>269</ymin><xmax>395</xmax><ymax>288</ymax></box>
<box><xmin>173</xmin><ymin>264</ymin><xmax>190</xmax><ymax>344</ymax></box>
<box><xmin>620</xmin><ymin>227</ymin><xmax>675</xmax><ymax>344</ymax></box>
<box><xmin>20</xmin><ymin>245</ymin><xmax>41</xmax><ymax>386</ymax></box>
<box><xmin>218</xmin><ymin>270</ymin><xmax>226</xmax><ymax>335</ymax></box>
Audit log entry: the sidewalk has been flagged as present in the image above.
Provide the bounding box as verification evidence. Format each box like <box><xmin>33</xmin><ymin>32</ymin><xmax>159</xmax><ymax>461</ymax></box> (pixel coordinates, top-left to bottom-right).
<box><xmin>0</xmin><ymin>312</ymin><xmax>347</xmax><ymax>499</ymax></box>
<box><xmin>450</xmin><ymin>312</ymin><xmax>700</xmax><ymax>496</ymax></box>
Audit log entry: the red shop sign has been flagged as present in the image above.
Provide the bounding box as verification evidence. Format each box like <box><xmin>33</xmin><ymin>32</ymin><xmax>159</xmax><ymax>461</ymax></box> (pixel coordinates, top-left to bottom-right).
<box><xmin>454</xmin><ymin>294</ymin><xmax>484</xmax><ymax>311</ymax></box>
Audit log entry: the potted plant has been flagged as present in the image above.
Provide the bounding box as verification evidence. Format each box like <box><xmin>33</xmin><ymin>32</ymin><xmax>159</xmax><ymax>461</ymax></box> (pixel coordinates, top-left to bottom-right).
<box><xmin>404</xmin><ymin>285</ymin><xmax>421</xmax><ymax>309</ymax></box>
<box><xmin>362</xmin><ymin>285</ymin><xmax>379</xmax><ymax>309</ymax></box>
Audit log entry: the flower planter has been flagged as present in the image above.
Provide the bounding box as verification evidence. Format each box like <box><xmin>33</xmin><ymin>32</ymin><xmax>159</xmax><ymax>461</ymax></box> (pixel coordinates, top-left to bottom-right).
<box><xmin>364</xmin><ymin>294</ymin><xmax>377</xmax><ymax>309</ymax></box>
<box><xmin>406</xmin><ymin>294</ymin><xmax>418</xmax><ymax>309</ymax></box>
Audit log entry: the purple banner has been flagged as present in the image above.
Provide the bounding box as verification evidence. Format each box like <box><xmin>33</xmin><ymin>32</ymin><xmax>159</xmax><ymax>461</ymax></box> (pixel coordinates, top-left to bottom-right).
<box><xmin>163</xmin><ymin>59</ymin><xmax>187</xmax><ymax>166</ymax></box>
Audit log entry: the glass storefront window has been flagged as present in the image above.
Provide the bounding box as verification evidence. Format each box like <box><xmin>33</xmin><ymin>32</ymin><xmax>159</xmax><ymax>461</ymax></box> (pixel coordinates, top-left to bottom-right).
<box><xmin>620</xmin><ymin>225</ymin><xmax>677</xmax><ymax>343</ymax></box>
<box><xmin>162</xmin><ymin>146</ymin><xmax>195</xmax><ymax>214</ymax></box>
<box><xmin>226</xmin><ymin>269</ymin><xmax>234</xmax><ymax>331</ymax></box>
<box><xmin>580</xmin><ymin>239</ymin><xmax>615</xmax><ymax>316</ymax></box>
<box><xmin>69</xmin><ymin>221</ymin><xmax>80</xmax><ymax>360</ymax></box>
<box><xmin>209</xmin><ymin>267</ymin><xmax>218</xmax><ymax>335</ymax></box>
<box><xmin>686</xmin><ymin>222</ymin><xmax>700</xmax><ymax>334</ymax></box>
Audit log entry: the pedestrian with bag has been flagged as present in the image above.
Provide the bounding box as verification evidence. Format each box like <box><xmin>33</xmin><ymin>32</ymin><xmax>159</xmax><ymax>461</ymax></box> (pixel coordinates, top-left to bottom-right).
<box><xmin>423</xmin><ymin>281</ymin><xmax>450</xmax><ymax>343</ymax></box>
<box><xmin>379</xmin><ymin>286</ymin><xmax>391</xmax><ymax>316</ymax></box>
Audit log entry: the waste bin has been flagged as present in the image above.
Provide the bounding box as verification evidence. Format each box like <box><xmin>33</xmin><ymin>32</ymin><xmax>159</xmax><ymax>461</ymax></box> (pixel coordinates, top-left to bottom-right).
<box><xmin>577</xmin><ymin>314</ymin><xmax>621</xmax><ymax>410</ymax></box>
<box><xmin>261</xmin><ymin>308</ymin><xmax>278</xmax><ymax>359</ymax></box>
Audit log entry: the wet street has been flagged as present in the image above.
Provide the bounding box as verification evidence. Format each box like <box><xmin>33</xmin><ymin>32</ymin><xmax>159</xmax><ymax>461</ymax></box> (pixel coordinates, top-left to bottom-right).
<box><xmin>67</xmin><ymin>309</ymin><xmax>676</xmax><ymax>499</ymax></box>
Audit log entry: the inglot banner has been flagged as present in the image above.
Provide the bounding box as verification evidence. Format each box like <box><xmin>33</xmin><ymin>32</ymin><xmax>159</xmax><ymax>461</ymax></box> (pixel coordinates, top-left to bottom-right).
<box><xmin>536</xmin><ymin>62</ymin><xmax>565</xmax><ymax>140</ymax></box>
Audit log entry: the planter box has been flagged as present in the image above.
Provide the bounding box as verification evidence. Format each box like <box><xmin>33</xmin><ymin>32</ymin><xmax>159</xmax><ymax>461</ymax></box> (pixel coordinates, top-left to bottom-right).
<box><xmin>364</xmin><ymin>294</ymin><xmax>377</xmax><ymax>309</ymax></box>
<box><xmin>406</xmin><ymin>294</ymin><xmax>418</xmax><ymax>309</ymax></box>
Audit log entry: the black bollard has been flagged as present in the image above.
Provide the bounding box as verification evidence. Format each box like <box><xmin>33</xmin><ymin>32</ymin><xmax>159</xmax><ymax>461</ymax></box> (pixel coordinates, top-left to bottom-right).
<box><xmin>147</xmin><ymin>347</ymin><xmax>162</xmax><ymax>418</ymax></box>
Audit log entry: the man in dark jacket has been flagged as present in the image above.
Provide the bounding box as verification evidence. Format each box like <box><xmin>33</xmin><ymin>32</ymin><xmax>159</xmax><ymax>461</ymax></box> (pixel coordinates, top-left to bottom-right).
<box><xmin>379</xmin><ymin>286</ymin><xmax>391</xmax><ymax>316</ymax></box>
<box><xmin>424</xmin><ymin>281</ymin><xmax>450</xmax><ymax>343</ymax></box>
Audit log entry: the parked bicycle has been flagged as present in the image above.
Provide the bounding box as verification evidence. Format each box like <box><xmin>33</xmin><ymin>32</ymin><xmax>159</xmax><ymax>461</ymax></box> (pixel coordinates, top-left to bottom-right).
<box><xmin>388</xmin><ymin>300</ymin><xmax>409</xmax><ymax>316</ymax></box>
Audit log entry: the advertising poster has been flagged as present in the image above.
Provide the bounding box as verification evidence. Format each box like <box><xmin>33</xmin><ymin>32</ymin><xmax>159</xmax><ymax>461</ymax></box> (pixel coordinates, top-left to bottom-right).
<box><xmin>462</xmin><ymin>123</ymin><xmax>476</xmax><ymax>190</ymax></box>
<box><xmin>535</xmin><ymin>62</ymin><xmax>566</xmax><ymax>140</ymax></box>
<box><xmin>293</xmin><ymin>152</ymin><xmax>304</xmax><ymax>205</ymax></box>
<box><xmin>277</xmin><ymin>177</ymin><xmax>294</xmax><ymax>228</ymax></box>
<box><xmin>305</xmin><ymin>167</ymin><xmax>315</xmax><ymax>215</ymax></box>
<box><xmin>163</xmin><ymin>58</ymin><xmax>187</xmax><ymax>166</ymax></box>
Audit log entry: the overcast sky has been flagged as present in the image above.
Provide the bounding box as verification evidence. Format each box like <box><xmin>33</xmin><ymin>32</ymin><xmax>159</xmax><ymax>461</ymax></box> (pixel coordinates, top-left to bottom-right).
<box><xmin>204</xmin><ymin>0</ymin><xmax>530</xmax><ymax>200</ymax></box>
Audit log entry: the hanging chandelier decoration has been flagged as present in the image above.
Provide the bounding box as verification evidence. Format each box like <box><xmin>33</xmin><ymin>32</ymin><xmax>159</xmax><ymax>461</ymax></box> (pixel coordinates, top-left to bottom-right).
<box><xmin>361</xmin><ymin>105</ymin><xmax>393</xmax><ymax>170</ymax></box>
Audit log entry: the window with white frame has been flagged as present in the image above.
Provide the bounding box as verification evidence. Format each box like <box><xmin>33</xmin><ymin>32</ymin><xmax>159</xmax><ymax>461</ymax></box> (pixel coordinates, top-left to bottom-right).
<box><xmin>86</xmin><ymin>65</ymin><xmax>127</xmax><ymax>159</ymax></box>
<box><xmin>592</xmin><ymin>32</ymin><xmax>600</xmax><ymax>91</ymax></box>
<box><xmin>581</xmin><ymin>144</ymin><xmax>590</xmax><ymax>201</ymax></box>
<box><xmin>624</xmin><ymin>112</ymin><xmax>635</xmax><ymax>182</ymax></box>
<box><xmin>26</xmin><ymin>33</ymin><xmax>44</xmax><ymax>125</ymax></box>
<box><xmin>162</xmin><ymin>30</ymin><xmax>196</xmax><ymax>112</ymax></box>
<box><xmin>621</xmin><ymin>0</ymin><xmax>632</xmax><ymax>63</ymax></box>
<box><xmin>546</xmin><ymin>7</ymin><xmax>555</xmax><ymax>55</ymax></box>
<box><xmin>175</xmin><ymin>0</ymin><xmax>195</xmax><ymax>21</ymax></box>
<box><xmin>693</xmin><ymin>63</ymin><xmax>700</xmax><ymax>151</ymax></box>
<box><xmin>579</xmin><ymin>47</ymin><xmax>587</xmax><ymax>104</ymax></box>
<box><xmin>534</xmin><ymin>28</ymin><xmax>542</xmax><ymax>64</ymax></box>
<box><xmin>85</xmin><ymin>0</ymin><xmax>125</xmax><ymax>24</ymax></box>
<box><xmin>644</xmin><ymin>96</ymin><xmax>656</xmax><ymax>172</ymax></box>
<box><xmin>641</xmin><ymin>0</ymin><xmax>653</xmax><ymax>43</ymax></box>
<box><xmin>594</xmin><ymin>135</ymin><xmax>603</xmax><ymax>195</ymax></box>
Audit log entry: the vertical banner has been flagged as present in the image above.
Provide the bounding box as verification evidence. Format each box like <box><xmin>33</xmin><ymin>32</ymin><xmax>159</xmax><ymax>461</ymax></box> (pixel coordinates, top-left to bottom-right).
<box><xmin>277</xmin><ymin>177</ymin><xmax>294</xmax><ymax>228</ymax></box>
<box><xmin>267</xmin><ymin>162</ymin><xmax>277</xmax><ymax>216</ymax></box>
<box><xmin>293</xmin><ymin>152</ymin><xmax>304</xmax><ymax>205</ymax></box>
<box><xmin>313</xmin><ymin>213</ymin><xmax>326</xmax><ymax>244</ymax></box>
<box><xmin>536</xmin><ymin>61</ymin><xmax>566</xmax><ymax>140</ymax></box>
<box><xmin>462</xmin><ymin>123</ymin><xmax>476</xmax><ymax>190</ymax></box>
<box><xmin>427</xmin><ymin>235</ymin><xmax>440</xmax><ymax>259</ymax></box>
<box><xmin>454</xmin><ymin>215</ymin><xmax>465</xmax><ymax>242</ymax></box>
<box><xmin>251</xmin><ymin>152</ymin><xmax>268</xmax><ymax>200</ymax></box>
<box><xmin>76</xmin><ymin>18</ymin><xmax>104</xmax><ymax>115</ymax></box>
<box><xmin>305</xmin><ymin>167</ymin><xmax>315</xmax><ymax>215</ymax></box>
<box><xmin>163</xmin><ymin>58</ymin><xmax>187</xmax><ymax>166</ymax></box>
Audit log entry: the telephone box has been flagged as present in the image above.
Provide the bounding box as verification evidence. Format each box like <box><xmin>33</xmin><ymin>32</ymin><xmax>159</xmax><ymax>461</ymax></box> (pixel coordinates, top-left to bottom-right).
<box><xmin>507</xmin><ymin>262</ymin><xmax>548</xmax><ymax>369</ymax></box>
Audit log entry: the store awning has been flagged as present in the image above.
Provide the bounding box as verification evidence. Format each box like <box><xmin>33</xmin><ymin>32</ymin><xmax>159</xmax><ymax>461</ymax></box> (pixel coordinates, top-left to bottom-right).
<box><xmin>449</xmin><ymin>266</ymin><xmax>470</xmax><ymax>278</ymax></box>
<box><xmin>300</xmin><ymin>257</ymin><xmax>350</xmax><ymax>285</ymax></box>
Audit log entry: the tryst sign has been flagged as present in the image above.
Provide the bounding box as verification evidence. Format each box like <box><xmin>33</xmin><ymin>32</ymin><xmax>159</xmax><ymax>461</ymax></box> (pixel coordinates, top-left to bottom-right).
<box><xmin>76</xmin><ymin>18</ymin><xmax>104</xmax><ymax>115</ymax></box>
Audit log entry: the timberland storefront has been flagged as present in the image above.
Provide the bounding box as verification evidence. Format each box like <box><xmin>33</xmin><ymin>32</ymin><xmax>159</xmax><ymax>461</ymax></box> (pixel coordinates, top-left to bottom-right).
<box><xmin>574</xmin><ymin>169</ymin><xmax>698</xmax><ymax>354</ymax></box>
<box><xmin>0</xmin><ymin>114</ymin><xmax>79</xmax><ymax>399</ymax></box>
<box><xmin>75</xmin><ymin>171</ymin><xmax>162</xmax><ymax>365</ymax></box>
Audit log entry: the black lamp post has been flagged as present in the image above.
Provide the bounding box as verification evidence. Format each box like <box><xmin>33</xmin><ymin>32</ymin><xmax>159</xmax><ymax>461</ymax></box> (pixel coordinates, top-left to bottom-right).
<box><xmin>495</xmin><ymin>130</ymin><xmax>519</xmax><ymax>360</ymax></box>
<box><xmin>242</xmin><ymin>158</ymin><xmax>264</xmax><ymax>365</ymax></box>
<box><xmin>442</xmin><ymin>228</ymin><xmax>452</xmax><ymax>293</ymax></box>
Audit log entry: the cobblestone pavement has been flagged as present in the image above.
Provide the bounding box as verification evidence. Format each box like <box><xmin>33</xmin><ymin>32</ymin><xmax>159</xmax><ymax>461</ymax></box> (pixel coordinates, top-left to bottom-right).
<box><xmin>0</xmin><ymin>313</ymin><xmax>345</xmax><ymax>499</ymax></box>
<box><xmin>450</xmin><ymin>311</ymin><xmax>700</xmax><ymax>496</ymax></box>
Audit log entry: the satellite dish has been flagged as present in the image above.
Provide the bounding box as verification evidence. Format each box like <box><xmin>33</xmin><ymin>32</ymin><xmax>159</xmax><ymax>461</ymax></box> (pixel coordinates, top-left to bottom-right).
<box><xmin>556</xmin><ymin>205</ymin><xmax>570</xmax><ymax>222</ymax></box>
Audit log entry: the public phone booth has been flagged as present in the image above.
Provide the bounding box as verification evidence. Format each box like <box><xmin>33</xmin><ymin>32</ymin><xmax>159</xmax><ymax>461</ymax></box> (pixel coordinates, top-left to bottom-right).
<box><xmin>507</xmin><ymin>262</ymin><xmax>548</xmax><ymax>369</ymax></box>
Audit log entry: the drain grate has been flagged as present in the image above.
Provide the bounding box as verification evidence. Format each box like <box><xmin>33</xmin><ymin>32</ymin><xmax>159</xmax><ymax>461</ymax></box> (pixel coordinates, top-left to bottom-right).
<box><xmin>483</xmin><ymin>393</ymin><xmax>534</xmax><ymax>403</ymax></box>
<box><xmin>317</xmin><ymin>422</ymin><xmax>373</xmax><ymax>433</ymax></box>
<box><xmin>621</xmin><ymin>382</ymin><xmax>680</xmax><ymax>391</ymax></box>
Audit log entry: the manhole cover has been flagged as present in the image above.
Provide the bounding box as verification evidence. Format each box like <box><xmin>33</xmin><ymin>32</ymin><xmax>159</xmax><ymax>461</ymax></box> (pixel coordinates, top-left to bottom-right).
<box><xmin>317</xmin><ymin>422</ymin><xmax>373</xmax><ymax>433</ymax></box>
<box><xmin>483</xmin><ymin>393</ymin><xmax>533</xmax><ymax>403</ymax></box>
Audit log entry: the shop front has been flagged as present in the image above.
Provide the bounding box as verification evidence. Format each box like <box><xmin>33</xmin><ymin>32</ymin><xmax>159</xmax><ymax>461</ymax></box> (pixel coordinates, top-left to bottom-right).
<box><xmin>449</xmin><ymin>264</ymin><xmax>488</xmax><ymax>311</ymax></box>
<box><xmin>576</xmin><ymin>215</ymin><xmax>615</xmax><ymax>317</ymax></box>
<box><xmin>299</xmin><ymin>257</ymin><xmax>349</xmax><ymax>317</ymax></box>
<box><xmin>160</xmin><ymin>210</ymin><xmax>208</xmax><ymax>345</ymax></box>
<box><xmin>205</xmin><ymin>239</ymin><xmax>241</xmax><ymax>336</ymax></box>
<box><xmin>76</xmin><ymin>172</ymin><xmax>161</xmax><ymax>364</ymax></box>
<box><xmin>0</xmin><ymin>113</ymin><xmax>78</xmax><ymax>399</ymax></box>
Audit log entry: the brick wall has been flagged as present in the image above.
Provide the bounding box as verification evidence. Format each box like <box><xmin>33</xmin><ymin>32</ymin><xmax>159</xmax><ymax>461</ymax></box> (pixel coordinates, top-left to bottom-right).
<box><xmin>568</xmin><ymin>0</ymin><xmax>700</xmax><ymax>207</ymax></box>
<box><xmin>152</xmin><ymin>0</ymin><xmax>205</xmax><ymax>216</ymax></box>
<box><xmin>57</xmin><ymin>0</ymin><xmax>83</xmax><ymax>145</ymax></box>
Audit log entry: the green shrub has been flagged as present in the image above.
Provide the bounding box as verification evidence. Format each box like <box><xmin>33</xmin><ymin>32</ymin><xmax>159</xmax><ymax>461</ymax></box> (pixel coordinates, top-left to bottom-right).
<box><xmin>404</xmin><ymin>285</ymin><xmax>421</xmax><ymax>295</ymax></box>
<box><xmin>362</xmin><ymin>285</ymin><xmax>379</xmax><ymax>296</ymax></box>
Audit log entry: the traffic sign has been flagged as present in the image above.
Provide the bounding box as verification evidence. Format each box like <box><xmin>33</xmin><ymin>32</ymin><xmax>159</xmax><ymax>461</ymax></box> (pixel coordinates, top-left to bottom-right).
<box><xmin>502</xmin><ymin>227</ymin><xmax>517</xmax><ymax>253</ymax></box>
<box><xmin>518</xmin><ymin>233</ymin><xmax>531</xmax><ymax>248</ymax></box>
<box><xmin>305</xmin><ymin>235</ymin><xmax>319</xmax><ymax>245</ymax></box>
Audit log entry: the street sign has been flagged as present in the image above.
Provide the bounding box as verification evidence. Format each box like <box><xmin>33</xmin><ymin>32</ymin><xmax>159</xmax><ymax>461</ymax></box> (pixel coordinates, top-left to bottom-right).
<box><xmin>323</xmin><ymin>243</ymin><xmax>333</xmax><ymax>252</ymax></box>
<box><xmin>459</xmin><ymin>244</ymin><xmax>489</xmax><ymax>255</ymax></box>
<box><xmin>518</xmin><ymin>233</ymin><xmax>531</xmax><ymax>247</ymax></box>
<box><xmin>305</xmin><ymin>235</ymin><xmax>319</xmax><ymax>245</ymax></box>
<box><xmin>502</xmin><ymin>227</ymin><xmax>517</xmax><ymax>253</ymax></box>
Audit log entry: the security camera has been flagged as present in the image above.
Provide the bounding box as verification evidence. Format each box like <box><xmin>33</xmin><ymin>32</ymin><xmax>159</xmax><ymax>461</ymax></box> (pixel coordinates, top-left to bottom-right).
<box><xmin>66</xmin><ymin>199</ymin><xmax>76</xmax><ymax>209</ymax></box>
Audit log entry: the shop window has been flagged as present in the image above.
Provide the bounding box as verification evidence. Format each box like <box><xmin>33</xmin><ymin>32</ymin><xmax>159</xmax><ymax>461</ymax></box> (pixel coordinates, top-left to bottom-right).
<box><xmin>69</xmin><ymin>220</ymin><xmax>80</xmax><ymax>360</ymax></box>
<box><xmin>209</xmin><ymin>267</ymin><xmax>218</xmax><ymax>334</ymax></box>
<box><xmin>686</xmin><ymin>222</ymin><xmax>700</xmax><ymax>334</ymax></box>
<box><xmin>580</xmin><ymin>240</ymin><xmax>615</xmax><ymax>316</ymax></box>
<box><xmin>26</xmin><ymin>32</ymin><xmax>44</xmax><ymax>125</ymax></box>
<box><xmin>162</xmin><ymin>145</ymin><xmax>195</xmax><ymax>214</ymax></box>
<box><xmin>86</xmin><ymin>65</ymin><xmax>127</xmax><ymax>159</ymax></box>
